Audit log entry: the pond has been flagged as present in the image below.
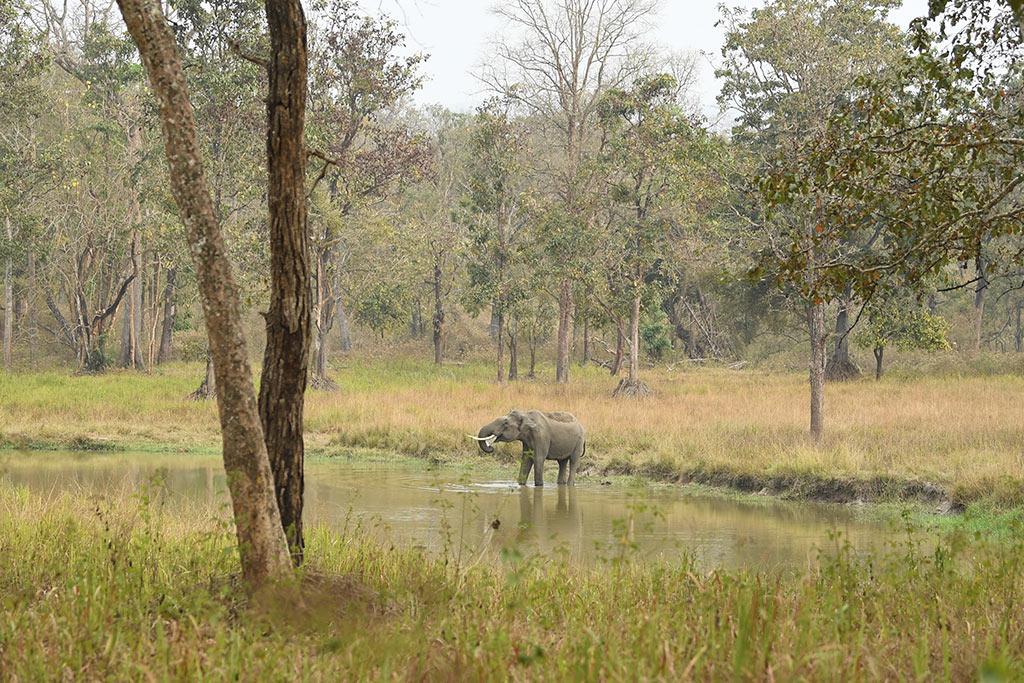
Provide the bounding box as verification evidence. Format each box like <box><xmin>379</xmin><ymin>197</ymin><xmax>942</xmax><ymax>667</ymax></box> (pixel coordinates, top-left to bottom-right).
<box><xmin>0</xmin><ymin>451</ymin><xmax>902</xmax><ymax>571</ymax></box>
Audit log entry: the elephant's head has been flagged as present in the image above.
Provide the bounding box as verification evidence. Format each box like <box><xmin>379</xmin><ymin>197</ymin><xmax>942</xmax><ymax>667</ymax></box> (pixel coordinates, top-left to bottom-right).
<box><xmin>472</xmin><ymin>410</ymin><xmax>531</xmax><ymax>454</ymax></box>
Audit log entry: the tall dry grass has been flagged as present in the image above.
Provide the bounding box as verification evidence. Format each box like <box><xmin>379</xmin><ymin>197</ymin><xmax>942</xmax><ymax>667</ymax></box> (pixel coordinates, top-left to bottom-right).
<box><xmin>2</xmin><ymin>358</ymin><xmax>1022</xmax><ymax>504</ymax></box>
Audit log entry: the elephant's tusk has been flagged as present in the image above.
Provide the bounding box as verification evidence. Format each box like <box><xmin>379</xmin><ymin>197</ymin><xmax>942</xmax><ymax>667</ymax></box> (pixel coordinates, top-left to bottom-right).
<box><xmin>466</xmin><ymin>434</ymin><xmax>498</xmax><ymax>446</ymax></box>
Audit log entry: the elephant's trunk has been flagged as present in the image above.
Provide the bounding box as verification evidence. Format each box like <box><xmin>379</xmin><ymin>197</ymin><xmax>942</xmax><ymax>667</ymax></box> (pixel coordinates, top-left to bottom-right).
<box><xmin>475</xmin><ymin>425</ymin><xmax>497</xmax><ymax>453</ymax></box>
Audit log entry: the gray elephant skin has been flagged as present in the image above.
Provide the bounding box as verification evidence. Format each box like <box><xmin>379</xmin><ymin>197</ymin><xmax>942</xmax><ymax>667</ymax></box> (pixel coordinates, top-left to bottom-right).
<box><xmin>474</xmin><ymin>410</ymin><xmax>586</xmax><ymax>486</ymax></box>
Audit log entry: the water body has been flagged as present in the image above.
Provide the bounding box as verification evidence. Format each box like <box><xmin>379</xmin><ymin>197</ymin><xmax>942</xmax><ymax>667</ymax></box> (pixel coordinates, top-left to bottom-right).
<box><xmin>0</xmin><ymin>451</ymin><xmax>899</xmax><ymax>571</ymax></box>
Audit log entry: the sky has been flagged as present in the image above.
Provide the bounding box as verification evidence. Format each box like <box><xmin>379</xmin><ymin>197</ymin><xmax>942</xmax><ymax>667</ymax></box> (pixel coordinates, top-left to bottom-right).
<box><xmin>358</xmin><ymin>0</ymin><xmax>931</xmax><ymax>116</ymax></box>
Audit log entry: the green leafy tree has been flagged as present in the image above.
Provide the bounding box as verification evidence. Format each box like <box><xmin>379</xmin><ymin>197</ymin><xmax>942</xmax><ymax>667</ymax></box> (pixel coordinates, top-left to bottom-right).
<box><xmin>858</xmin><ymin>298</ymin><xmax>950</xmax><ymax>379</ymax></box>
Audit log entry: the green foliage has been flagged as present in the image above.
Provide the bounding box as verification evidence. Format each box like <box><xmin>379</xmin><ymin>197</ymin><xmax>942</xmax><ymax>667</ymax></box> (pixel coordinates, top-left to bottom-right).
<box><xmin>354</xmin><ymin>282</ymin><xmax>409</xmax><ymax>338</ymax></box>
<box><xmin>640</xmin><ymin>310</ymin><xmax>673</xmax><ymax>360</ymax></box>
<box><xmin>859</xmin><ymin>300</ymin><xmax>951</xmax><ymax>353</ymax></box>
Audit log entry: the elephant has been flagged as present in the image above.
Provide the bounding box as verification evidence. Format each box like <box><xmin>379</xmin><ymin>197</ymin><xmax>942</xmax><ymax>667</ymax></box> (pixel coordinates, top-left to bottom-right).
<box><xmin>471</xmin><ymin>410</ymin><xmax>585</xmax><ymax>486</ymax></box>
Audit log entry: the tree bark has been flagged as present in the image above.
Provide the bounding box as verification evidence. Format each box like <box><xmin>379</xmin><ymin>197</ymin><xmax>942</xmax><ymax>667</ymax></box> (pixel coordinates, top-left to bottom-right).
<box><xmin>3</xmin><ymin>214</ymin><xmax>12</xmax><ymax>371</ymax></box>
<box><xmin>825</xmin><ymin>286</ymin><xmax>859</xmax><ymax>381</ymax></box>
<box><xmin>432</xmin><ymin>262</ymin><xmax>444</xmax><ymax>365</ymax></box>
<box><xmin>808</xmin><ymin>299</ymin><xmax>826</xmax><ymax>440</ymax></box>
<box><xmin>807</xmin><ymin>202</ymin><xmax>825</xmax><ymax>442</ymax></box>
<box><xmin>974</xmin><ymin>251</ymin><xmax>987</xmax><ymax>352</ymax></box>
<box><xmin>528</xmin><ymin>336</ymin><xmax>537</xmax><ymax>378</ymax></box>
<box><xmin>120</xmin><ymin>229</ymin><xmax>145</xmax><ymax>370</ymax></box>
<box><xmin>189</xmin><ymin>351</ymin><xmax>217</xmax><ymax>400</ymax></box>
<box><xmin>610</xmin><ymin>321</ymin><xmax>625</xmax><ymax>376</ymax></box>
<box><xmin>628</xmin><ymin>292</ymin><xmax>640</xmax><ymax>383</ymax></box>
<box><xmin>337</xmin><ymin>297</ymin><xmax>352</xmax><ymax>352</ymax></box>
<box><xmin>1015</xmin><ymin>302</ymin><xmax>1023</xmax><ymax>353</ymax></box>
<box><xmin>157</xmin><ymin>268</ymin><xmax>176</xmax><ymax>364</ymax></box>
<box><xmin>258</xmin><ymin>0</ymin><xmax>312</xmax><ymax>565</ymax></box>
<box><xmin>115</xmin><ymin>0</ymin><xmax>291</xmax><ymax>586</ymax></box>
<box><xmin>873</xmin><ymin>346</ymin><xmax>884</xmax><ymax>380</ymax></box>
<box><xmin>508</xmin><ymin>329</ymin><xmax>518</xmax><ymax>381</ymax></box>
<box><xmin>496</xmin><ymin>309</ymin><xmax>506</xmax><ymax>384</ymax></box>
<box><xmin>581</xmin><ymin>315</ymin><xmax>590</xmax><ymax>365</ymax></box>
<box><xmin>555</xmin><ymin>279</ymin><xmax>573</xmax><ymax>383</ymax></box>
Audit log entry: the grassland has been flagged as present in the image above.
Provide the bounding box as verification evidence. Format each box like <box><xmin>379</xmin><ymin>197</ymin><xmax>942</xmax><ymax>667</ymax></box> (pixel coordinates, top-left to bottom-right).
<box><xmin>1</xmin><ymin>485</ymin><xmax>1022</xmax><ymax>680</ymax></box>
<box><xmin>1</xmin><ymin>358</ymin><xmax>1023</xmax><ymax>508</ymax></box>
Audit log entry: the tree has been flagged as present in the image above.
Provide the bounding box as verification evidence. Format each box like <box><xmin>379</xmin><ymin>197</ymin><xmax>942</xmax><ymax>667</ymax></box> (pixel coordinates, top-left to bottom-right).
<box><xmin>305</xmin><ymin>0</ymin><xmax>427</xmax><ymax>389</ymax></box>
<box><xmin>257</xmin><ymin>0</ymin><xmax>313</xmax><ymax>563</ymax></box>
<box><xmin>463</xmin><ymin>101</ymin><xmax>530</xmax><ymax>384</ymax></box>
<box><xmin>597</xmin><ymin>72</ymin><xmax>715</xmax><ymax>396</ymax></box>
<box><xmin>719</xmin><ymin>0</ymin><xmax>904</xmax><ymax>439</ymax></box>
<box><xmin>484</xmin><ymin>0</ymin><xmax>656</xmax><ymax>384</ymax></box>
<box><xmin>858</xmin><ymin>296</ymin><xmax>950</xmax><ymax>379</ymax></box>
<box><xmin>114</xmin><ymin>0</ymin><xmax>291</xmax><ymax>586</ymax></box>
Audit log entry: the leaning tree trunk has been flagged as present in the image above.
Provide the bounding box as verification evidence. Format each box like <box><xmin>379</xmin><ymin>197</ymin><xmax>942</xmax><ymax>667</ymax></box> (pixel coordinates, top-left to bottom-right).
<box><xmin>3</xmin><ymin>214</ymin><xmax>12</xmax><ymax>371</ymax></box>
<box><xmin>258</xmin><ymin>0</ymin><xmax>313</xmax><ymax>565</ymax></box>
<box><xmin>115</xmin><ymin>0</ymin><xmax>291</xmax><ymax>586</ymax></box>
<box><xmin>555</xmin><ymin>279</ymin><xmax>573</xmax><ymax>384</ymax></box>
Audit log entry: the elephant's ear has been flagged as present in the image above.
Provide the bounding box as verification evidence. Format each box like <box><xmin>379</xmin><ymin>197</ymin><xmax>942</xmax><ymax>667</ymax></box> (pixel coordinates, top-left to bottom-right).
<box><xmin>520</xmin><ymin>413</ymin><xmax>540</xmax><ymax>437</ymax></box>
<box><xmin>508</xmin><ymin>410</ymin><xmax>524</xmax><ymax>427</ymax></box>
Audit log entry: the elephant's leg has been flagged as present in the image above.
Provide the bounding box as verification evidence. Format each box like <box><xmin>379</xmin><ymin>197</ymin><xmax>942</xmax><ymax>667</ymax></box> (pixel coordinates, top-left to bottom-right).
<box><xmin>567</xmin><ymin>443</ymin><xmax>583</xmax><ymax>486</ymax></box>
<box><xmin>517</xmin><ymin>450</ymin><xmax>533</xmax><ymax>486</ymax></box>
<box><xmin>534</xmin><ymin>450</ymin><xmax>546</xmax><ymax>487</ymax></box>
<box><xmin>557</xmin><ymin>458</ymin><xmax>568</xmax><ymax>486</ymax></box>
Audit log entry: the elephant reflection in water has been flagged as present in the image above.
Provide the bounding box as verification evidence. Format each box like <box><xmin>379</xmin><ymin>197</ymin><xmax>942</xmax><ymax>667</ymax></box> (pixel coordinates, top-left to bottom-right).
<box><xmin>513</xmin><ymin>486</ymin><xmax>584</xmax><ymax>558</ymax></box>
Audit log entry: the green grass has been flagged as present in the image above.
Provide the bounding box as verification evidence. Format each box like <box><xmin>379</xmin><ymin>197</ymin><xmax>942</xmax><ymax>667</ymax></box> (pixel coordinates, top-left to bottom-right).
<box><xmin>2</xmin><ymin>358</ymin><xmax>1024</xmax><ymax>508</ymax></box>
<box><xmin>1</xmin><ymin>486</ymin><xmax>1022</xmax><ymax>680</ymax></box>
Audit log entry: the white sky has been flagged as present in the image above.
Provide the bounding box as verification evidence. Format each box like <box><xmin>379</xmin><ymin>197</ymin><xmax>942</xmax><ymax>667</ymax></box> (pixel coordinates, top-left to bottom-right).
<box><xmin>358</xmin><ymin>0</ymin><xmax>931</xmax><ymax>116</ymax></box>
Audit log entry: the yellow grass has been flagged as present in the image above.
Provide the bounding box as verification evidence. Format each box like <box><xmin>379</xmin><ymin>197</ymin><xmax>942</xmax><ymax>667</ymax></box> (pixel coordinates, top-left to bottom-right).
<box><xmin>1</xmin><ymin>358</ymin><xmax>1022</xmax><ymax>505</ymax></box>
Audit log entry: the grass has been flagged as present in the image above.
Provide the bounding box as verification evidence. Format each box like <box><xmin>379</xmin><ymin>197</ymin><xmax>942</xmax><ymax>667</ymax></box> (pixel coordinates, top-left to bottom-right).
<box><xmin>1</xmin><ymin>485</ymin><xmax>1022</xmax><ymax>680</ymax></box>
<box><xmin>2</xmin><ymin>358</ymin><xmax>1024</xmax><ymax>507</ymax></box>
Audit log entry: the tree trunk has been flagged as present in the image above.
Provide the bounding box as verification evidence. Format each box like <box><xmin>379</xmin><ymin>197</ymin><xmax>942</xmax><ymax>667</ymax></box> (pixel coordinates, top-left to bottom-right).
<box><xmin>189</xmin><ymin>351</ymin><xmax>217</xmax><ymax>400</ymax></box>
<box><xmin>974</xmin><ymin>251</ymin><xmax>988</xmax><ymax>352</ymax></box>
<box><xmin>3</xmin><ymin>214</ymin><xmax>12</xmax><ymax>371</ymax></box>
<box><xmin>581</xmin><ymin>315</ymin><xmax>590</xmax><ymax>365</ymax></box>
<box><xmin>258</xmin><ymin>0</ymin><xmax>312</xmax><ymax>565</ymax></box>
<box><xmin>116</xmin><ymin>0</ymin><xmax>291</xmax><ymax>586</ymax></box>
<box><xmin>337</xmin><ymin>297</ymin><xmax>352</xmax><ymax>352</ymax></box>
<box><xmin>825</xmin><ymin>286</ymin><xmax>859</xmax><ymax>381</ymax></box>
<box><xmin>1015</xmin><ymin>302</ymin><xmax>1023</xmax><ymax>353</ymax></box>
<box><xmin>157</xmin><ymin>268</ymin><xmax>177</xmax><ymax>364</ymax></box>
<box><xmin>612</xmin><ymin>290</ymin><xmax>651</xmax><ymax>398</ymax></box>
<box><xmin>555</xmin><ymin>279</ymin><xmax>573</xmax><ymax>384</ymax></box>
<box><xmin>808</xmin><ymin>300</ymin><xmax>826</xmax><ymax>441</ymax></box>
<box><xmin>432</xmin><ymin>262</ymin><xmax>444</xmax><ymax>365</ymax></box>
<box><xmin>528</xmin><ymin>336</ymin><xmax>537</xmax><ymax>379</ymax></box>
<box><xmin>496</xmin><ymin>309</ymin><xmax>506</xmax><ymax>384</ymax></box>
<box><xmin>628</xmin><ymin>292</ymin><xmax>640</xmax><ymax>383</ymax></box>
<box><xmin>873</xmin><ymin>346</ymin><xmax>884</xmax><ymax>380</ymax></box>
<box><xmin>508</xmin><ymin>329</ymin><xmax>518</xmax><ymax>381</ymax></box>
<box><xmin>120</xmin><ymin>230</ymin><xmax>145</xmax><ymax>370</ymax></box>
<box><xmin>610</xmin><ymin>322</ymin><xmax>625</xmax><ymax>376</ymax></box>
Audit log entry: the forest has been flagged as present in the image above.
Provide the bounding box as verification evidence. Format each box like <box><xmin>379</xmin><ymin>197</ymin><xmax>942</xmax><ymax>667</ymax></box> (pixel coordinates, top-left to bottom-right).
<box><xmin>2</xmin><ymin>0</ymin><xmax>1024</xmax><ymax>679</ymax></box>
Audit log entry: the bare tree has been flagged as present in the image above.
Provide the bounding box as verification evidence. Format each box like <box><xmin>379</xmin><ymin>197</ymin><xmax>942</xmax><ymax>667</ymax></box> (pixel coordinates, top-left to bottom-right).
<box><xmin>482</xmin><ymin>0</ymin><xmax>656</xmax><ymax>384</ymax></box>
<box><xmin>114</xmin><ymin>0</ymin><xmax>292</xmax><ymax>586</ymax></box>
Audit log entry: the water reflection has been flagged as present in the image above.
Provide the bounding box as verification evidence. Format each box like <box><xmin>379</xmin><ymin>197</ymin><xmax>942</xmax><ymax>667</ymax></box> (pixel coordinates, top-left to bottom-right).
<box><xmin>0</xmin><ymin>451</ymin><xmax>896</xmax><ymax>571</ymax></box>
